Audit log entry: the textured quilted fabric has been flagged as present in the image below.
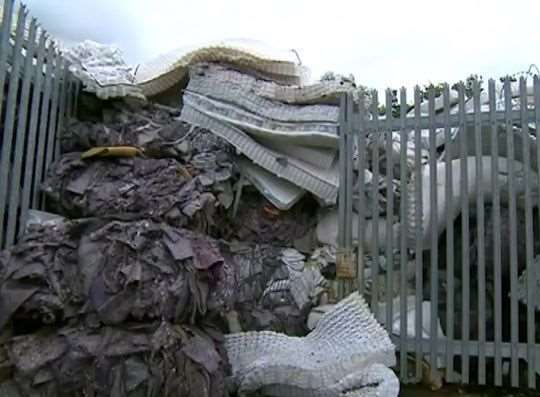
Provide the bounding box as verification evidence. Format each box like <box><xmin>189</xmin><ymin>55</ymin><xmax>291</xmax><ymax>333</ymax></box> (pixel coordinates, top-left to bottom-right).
<box><xmin>225</xmin><ymin>292</ymin><xmax>398</xmax><ymax>397</ymax></box>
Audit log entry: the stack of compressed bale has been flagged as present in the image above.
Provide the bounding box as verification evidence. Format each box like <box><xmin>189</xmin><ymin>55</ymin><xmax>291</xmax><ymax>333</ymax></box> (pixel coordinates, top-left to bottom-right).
<box><xmin>0</xmin><ymin>98</ymin><xmax>331</xmax><ymax>396</ymax></box>
<box><xmin>0</xmin><ymin>218</ymin><xmax>230</xmax><ymax>396</ymax></box>
<box><xmin>131</xmin><ymin>40</ymin><xmax>356</xmax><ymax>208</ymax></box>
<box><xmin>0</xmin><ymin>39</ymin><xmax>401</xmax><ymax>396</ymax></box>
<box><xmin>179</xmin><ymin>62</ymin><xmax>351</xmax><ymax>207</ymax></box>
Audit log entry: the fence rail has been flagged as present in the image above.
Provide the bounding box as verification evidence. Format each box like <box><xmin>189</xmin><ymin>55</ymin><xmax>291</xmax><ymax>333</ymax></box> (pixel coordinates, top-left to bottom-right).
<box><xmin>0</xmin><ymin>0</ymin><xmax>79</xmax><ymax>250</ymax></box>
<box><xmin>339</xmin><ymin>77</ymin><xmax>540</xmax><ymax>389</ymax></box>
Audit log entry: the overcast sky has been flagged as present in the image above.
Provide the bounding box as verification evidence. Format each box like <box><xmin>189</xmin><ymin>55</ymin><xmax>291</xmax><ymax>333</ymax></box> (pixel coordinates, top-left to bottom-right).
<box><xmin>24</xmin><ymin>0</ymin><xmax>540</xmax><ymax>91</ymax></box>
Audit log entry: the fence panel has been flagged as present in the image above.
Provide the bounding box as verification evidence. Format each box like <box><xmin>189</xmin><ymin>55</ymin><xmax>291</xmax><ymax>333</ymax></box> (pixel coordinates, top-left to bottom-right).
<box><xmin>339</xmin><ymin>77</ymin><xmax>540</xmax><ymax>389</ymax></box>
<box><xmin>0</xmin><ymin>0</ymin><xmax>79</xmax><ymax>250</ymax></box>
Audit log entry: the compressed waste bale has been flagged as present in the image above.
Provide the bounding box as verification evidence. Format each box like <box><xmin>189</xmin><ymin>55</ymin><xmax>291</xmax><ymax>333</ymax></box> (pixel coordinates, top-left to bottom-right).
<box><xmin>0</xmin><ymin>220</ymin><xmax>229</xmax><ymax>331</ymax></box>
<box><xmin>1</xmin><ymin>321</ymin><xmax>228</xmax><ymax>397</ymax></box>
<box><xmin>0</xmin><ymin>221</ymin><xmax>80</xmax><ymax>331</ymax></box>
<box><xmin>0</xmin><ymin>217</ymin><xmax>326</xmax><ymax>336</ymax></box>
<box><xmin>77</xmin><ymin>220</ymin><xmax>226</xmax><ymax>325</ymax></box>
<box><xmin>43</xmin><ymin>153</ymin><xmax>232</xmax><ymax>235</ymax></box>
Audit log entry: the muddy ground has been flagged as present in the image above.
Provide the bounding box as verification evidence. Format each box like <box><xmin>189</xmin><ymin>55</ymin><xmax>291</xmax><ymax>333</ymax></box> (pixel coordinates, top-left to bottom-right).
<box><xmin>402</xmin><ymin>385</ymin><xmax>540</xmax><ymax>396</ymax></box>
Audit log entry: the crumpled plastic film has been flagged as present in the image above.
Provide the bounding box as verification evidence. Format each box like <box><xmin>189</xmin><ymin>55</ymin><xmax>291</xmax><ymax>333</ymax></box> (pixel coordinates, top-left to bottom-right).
<box><xmin>135</xmin><ymin>40</ymin><xmax>310</xmax><ymax>97</ymax></box>
<box><xmin>63</xmin><ymin>40</ymin><xmax>145</xmax><ymax>100</ymax></box>
<box><xmin>225</xmin><ymin>292</ymin><xmax>397</xmax><ymax>397</ymax></box>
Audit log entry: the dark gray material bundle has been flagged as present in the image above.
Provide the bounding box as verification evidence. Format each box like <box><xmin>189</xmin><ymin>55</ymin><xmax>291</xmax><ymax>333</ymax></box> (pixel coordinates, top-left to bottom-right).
<box><xmin>0</xmin><ymin>220</ymin><xmax>230</xmax><ymax>397</ymax></box>
<box><xmin>43</xmin><ymin>153</ymin><xmax>232</xmax><ymax>235</ymax></box>
<box><xmin>0</xmin><ymin>220</ymin><xmax>227</xmax><ymax>330</ymax></box>
<box><xmin>0</xmin><ymin>321</ymin><xmax>228</xmax><ymax>397</ymax></box>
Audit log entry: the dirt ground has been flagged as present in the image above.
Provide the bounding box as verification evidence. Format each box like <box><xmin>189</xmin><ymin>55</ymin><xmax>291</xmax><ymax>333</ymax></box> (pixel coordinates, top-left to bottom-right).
<box><xmin>401</xmin><ymin>385</ymin><xmax>540</xmax><ymax>396</ymax></box>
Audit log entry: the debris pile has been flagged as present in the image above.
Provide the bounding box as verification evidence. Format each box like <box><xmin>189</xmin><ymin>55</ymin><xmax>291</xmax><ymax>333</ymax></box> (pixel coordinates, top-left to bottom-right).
<box><xmin>56</xmin><ymin>39</ymin><xmax>540</xmax><ymax>387</ymax></box>
<box><xmin>0</xmin><ymin>40</ymin><xmax>399</xmax><ymax>396</ymax></box>
<box><xmin>180</xmin><ymin>62</ymin><xmax>347</xmax><ymax>205</ymax></box>
<box><xmin>0</xmin><ymin>220</ymin><xmax>229</xmax><ymax>396</ymax></box>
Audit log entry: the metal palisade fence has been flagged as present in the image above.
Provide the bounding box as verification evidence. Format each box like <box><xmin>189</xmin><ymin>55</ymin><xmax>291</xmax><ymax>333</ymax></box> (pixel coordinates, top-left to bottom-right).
<box><xmin>0</xmin><ymin>0</ymin><xmax>79</xmax><ymax>250</ymax></box>
<box><xmin>338</xmin><ymin>77</ymin><xmax>540</xmax><ymax>389</ymax></box>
